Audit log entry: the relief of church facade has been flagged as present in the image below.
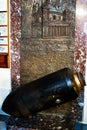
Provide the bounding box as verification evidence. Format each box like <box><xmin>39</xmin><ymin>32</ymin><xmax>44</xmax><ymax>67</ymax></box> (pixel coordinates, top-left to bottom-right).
<box><xmin>31</xmin><ymin>0</ymin><xmax>71</xmax><ymax>38</ymax></box>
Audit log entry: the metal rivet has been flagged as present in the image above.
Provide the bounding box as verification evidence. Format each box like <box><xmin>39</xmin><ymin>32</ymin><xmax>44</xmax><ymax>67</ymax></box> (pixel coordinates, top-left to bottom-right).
<box><xmin>55</xmin><ymin>99</ymin><xmax>61</xmax><ymax>104</ymax></box>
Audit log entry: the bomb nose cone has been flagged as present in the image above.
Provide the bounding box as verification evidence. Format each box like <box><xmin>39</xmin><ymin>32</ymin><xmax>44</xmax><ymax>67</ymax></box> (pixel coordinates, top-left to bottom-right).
<box><xmin>2</xmin><ymin>92</ymin><xmax>20</xmax><ymax>117</ymax></box>
<box><xmin>2</xmin><ymin>88</ymin><xmax>31</xmax><ymax>117</ymax></box>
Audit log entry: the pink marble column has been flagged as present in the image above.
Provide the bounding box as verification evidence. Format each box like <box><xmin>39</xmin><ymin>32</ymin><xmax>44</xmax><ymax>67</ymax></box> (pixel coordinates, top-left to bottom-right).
<box><xmin>74</xmin><ymin>0</ymin><xmax>86</xmax><ymax>75</ymax></box>
<box><xmin>10</xmin><ymin>0</ymin><xmax>21</xmax><ymax>89</ymax></box>
<box><xmin>73</xmin><ymin>0</ymin><xmax>87</xmax><ymax>123</ymax></box>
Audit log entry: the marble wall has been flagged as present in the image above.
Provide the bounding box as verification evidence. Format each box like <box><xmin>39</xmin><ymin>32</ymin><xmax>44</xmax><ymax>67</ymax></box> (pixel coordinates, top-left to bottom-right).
<box><xmin>10</xmin><ymin>0</ymin><xmax>21</xmax><ymax>89</ymax></box>
<box><xmin>74</xmin><ymin>0</ymin><xmax>86</xmax><ymax>74</ymax></box>
<box><xmin>9</xmin><ymin>0</ymin><xmax>86</xmax><ymax>130</ymax></box>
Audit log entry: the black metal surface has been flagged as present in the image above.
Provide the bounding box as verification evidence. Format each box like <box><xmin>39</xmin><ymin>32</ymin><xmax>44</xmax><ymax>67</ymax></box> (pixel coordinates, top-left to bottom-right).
<box><xmin>2</xmin><ymin>68</ymin><xmax>85</xmax><ymax>117</ymax></box>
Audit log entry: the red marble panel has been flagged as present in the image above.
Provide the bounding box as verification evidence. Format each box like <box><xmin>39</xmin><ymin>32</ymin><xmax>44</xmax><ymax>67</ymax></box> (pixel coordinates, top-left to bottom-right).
<box><xmin>10</xmin><ymin>0</ymin><xmax>21</xmax><ymax>89</ymax></box>
<box><xmin>74</xmin><ymin>0</ymin><xmax>86</xmax><ymax>75</ymax></box>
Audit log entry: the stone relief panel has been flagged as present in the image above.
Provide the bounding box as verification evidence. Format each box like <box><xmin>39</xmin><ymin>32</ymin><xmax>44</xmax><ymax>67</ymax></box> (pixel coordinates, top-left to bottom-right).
<box><xmin>31</xmin><ymin>0</ymin><xmax>72</xmax><ymax>38</ymax></box>
<box><xmin>21</xmin><ymin>0</ymin><xmax>76</xmax><ymax>84</ymax></box>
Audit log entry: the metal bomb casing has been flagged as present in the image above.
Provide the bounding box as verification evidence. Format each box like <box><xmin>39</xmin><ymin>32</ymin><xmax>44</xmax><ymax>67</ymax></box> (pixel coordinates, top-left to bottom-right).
<box><xmin>2</xmin><ymin>68</ymin><xmax>85</xmax><ymax>117</ymax></box>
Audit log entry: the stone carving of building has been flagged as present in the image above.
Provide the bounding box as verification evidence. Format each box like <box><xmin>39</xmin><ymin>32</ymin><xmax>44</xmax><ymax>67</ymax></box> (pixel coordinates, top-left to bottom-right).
<box><xmin>31</xmin><ymin>0</ymin><xmax>70</xmax><ymax>38</ymax></box>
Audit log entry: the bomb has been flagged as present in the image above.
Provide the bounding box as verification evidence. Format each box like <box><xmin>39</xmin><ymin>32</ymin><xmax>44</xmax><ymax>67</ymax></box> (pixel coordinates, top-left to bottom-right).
<box><xmin>2</xmin><ymin>68</ymin><xmax>85</xmax><ymax>117</ymax></box>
